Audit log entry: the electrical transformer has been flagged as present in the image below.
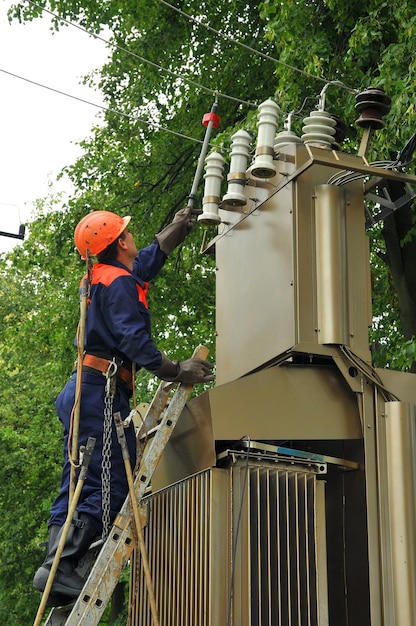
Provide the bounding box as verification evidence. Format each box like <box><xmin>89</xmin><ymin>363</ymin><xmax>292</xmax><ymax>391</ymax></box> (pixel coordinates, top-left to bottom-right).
<box><xmin>132</xmin><ymin>88</ymin><xmax>416</xmax><ymax>626</ymax></box>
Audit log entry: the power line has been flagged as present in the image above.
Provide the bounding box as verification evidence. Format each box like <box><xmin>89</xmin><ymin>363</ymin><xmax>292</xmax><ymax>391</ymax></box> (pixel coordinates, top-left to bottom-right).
<box><xmin>156</xmin><ymin>0</ymin><xmax>358</xmax><ymax>94</ymax></box>
<box><xmin>27</xmin><ymin>0</ymin><xmax>257</xmax><ymax>109</ymax></box>
<box><xmin>3</xmin><ymin>2</ymin><xmax>360</xmax><ymax>151</ymax></box>
<box><xmin>0</xmin><ymin>67</ymin><xmax>206</xmax><ymax>145</ymax></box>
<box><xmin>28</xmin><ymin>0</ymin><xmax>357</xmax><ymax>106</ymax></box>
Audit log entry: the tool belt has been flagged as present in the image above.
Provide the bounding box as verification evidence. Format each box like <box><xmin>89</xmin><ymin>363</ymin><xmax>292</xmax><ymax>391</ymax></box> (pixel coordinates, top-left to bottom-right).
<box><xmin>75</xmin><ymin>354</ymin><xmax>134</xmax><ymax>390</ymax></box>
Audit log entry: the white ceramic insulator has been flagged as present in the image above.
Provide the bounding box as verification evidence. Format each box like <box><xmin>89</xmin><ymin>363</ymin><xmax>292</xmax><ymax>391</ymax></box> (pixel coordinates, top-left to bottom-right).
<box><xmin>222</xmin><ymin>129</ymin><xmax>251</xmax><ymax>208</ymax></box>
<box><xmin>198</xmin><ymin>151</ymin><xmax>225</xmax><ymax>225</ymax></box>
<box><xmin>301</xmin><ymin>110</ymin><xmax>336</xmax><ymax>148</ymax></box>
<box><xmin>250</xmin><ymin>99</ymin><xmax>279</xmax><ymax>178</ymax></box>
<box><xmin>274</xmin><ymin>130</ymin><xmax>303</xmax><ymax>153</ymax></box>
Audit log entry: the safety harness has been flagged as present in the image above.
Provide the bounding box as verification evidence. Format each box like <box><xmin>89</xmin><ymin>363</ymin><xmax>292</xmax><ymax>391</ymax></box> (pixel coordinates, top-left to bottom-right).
<box><xmin>82</xmin><ymin>354</ymin><xmax>134</xmax><ymax>389</ymax></box>
<box><xmin>82</xmin><ymin>264</ymin><xmax>146</xmax><ymax>538</ymax></box>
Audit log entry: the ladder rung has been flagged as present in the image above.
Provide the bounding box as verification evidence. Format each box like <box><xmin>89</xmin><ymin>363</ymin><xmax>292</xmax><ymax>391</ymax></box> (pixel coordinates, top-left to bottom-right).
<box><xmin>138</xmin><ymin>422</ymin><xmax>162</xmax><ymax>442</ymax></box>
<box><xmin>87</xmin><ymin>538</ymin><xmax>104</xmax><ymax>551</ymax></box>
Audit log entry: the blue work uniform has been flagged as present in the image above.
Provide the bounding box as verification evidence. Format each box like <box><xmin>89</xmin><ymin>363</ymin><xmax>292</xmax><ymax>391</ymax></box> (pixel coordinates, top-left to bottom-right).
<box><xmin>49</xmin><ymin>240</ymin><xmax>166</xmax><ymax>533</ymax></box>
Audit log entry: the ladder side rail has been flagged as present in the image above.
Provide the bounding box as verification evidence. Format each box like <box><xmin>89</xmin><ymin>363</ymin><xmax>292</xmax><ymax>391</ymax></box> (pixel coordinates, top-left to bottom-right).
<box><xmin>136</xmin><ymin>380</ymin><xmax>172</xmax><ymax>440</ymax></box>
<box><xmin>63</xmin><ymin>352</ymin><xmax>207</xmax><ymax>625</ymax></box>
<box><xmin>135</xmin><ymin>345</ymin><xmax>208</xmax><ymax>474</ymax></box>
<box><xmin>64</xmin><ymin>511</ymin><xmax>135</xmax><ymax>625</ymax></box>
<box><xmin>134</xmin><ymin>380</ymin><xmax>196</xmax><ymax>500</ymax></box>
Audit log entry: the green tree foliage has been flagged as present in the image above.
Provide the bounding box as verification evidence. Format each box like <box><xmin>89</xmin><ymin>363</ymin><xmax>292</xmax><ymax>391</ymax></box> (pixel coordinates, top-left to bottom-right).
<box><xmin>1</xmin><ymin>0</ymin><xmax>416</xmax><ymax>620</ymax></box>
<box><xmin>0</xmin><ymin>198</ymin><xmax>79</xmax><ymax>623</ymax></box>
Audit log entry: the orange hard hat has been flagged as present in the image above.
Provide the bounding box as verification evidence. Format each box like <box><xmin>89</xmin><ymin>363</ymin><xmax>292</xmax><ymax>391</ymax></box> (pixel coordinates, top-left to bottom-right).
<box><xmin>74</xmin><ymin>211</ymin><xmax>131</xmax><ymax>259</ymax></box>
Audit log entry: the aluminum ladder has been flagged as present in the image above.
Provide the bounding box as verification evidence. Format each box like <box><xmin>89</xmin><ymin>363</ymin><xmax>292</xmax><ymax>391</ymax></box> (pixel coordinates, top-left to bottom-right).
<box><xmin>44</xmin><ymin>344</ymin><xmax>208</xmax><ymax>625</ymax></box>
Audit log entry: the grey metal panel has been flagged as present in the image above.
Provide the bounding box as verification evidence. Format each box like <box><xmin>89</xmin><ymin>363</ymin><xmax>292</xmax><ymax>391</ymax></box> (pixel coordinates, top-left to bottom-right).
<box><xmin>375</xmin><ymin>368</ymin><xmax>416</xmax><ymax>405</ymax></box>
<box><xmin>209</xmin><ymin>364</ymin><xmax>362</xmax><ymax>440</ymax></box>
<box><xmin>343</xmin><ymin>180</ymin><xmax>372</xmax><ymax>359</ymax></box>
<box><xmin>380</xmin><ymin>402</ymin><xmax>416</xmax><ymax>624</ymax></box>
<box><xmin>314</xmin><ymin>184</ymin><xmax>348</xmax><ymax>345</ymax></box>
<box><xmin>315</xmin><ymin>480</ymin><xmax>329</xmax><ymax>626</ymax></box>
<box><xmin>214</xmin><ymin>144</ymin><xmax>374</xmax><ymax>386</ymax></box>
<box><xmin>293</xmin><ymin>167</ymin><xmax>317</xmax><ymax>347</ymax></box>
<box><xmin>292</xmin><ymin>158</ymin><xmax>371</xmax><ymax>362</ymax></box>
<box><xmin>215</xmin><ymin>173</ymin><xmax>296</xmax><ymax>385</ymax></box>
<box><xmin>130</xmin><ymin>469</ymin><xmax>230</xmax><ymax>626</ymax></box>
<box><xmin>151</xmin><ymin>391</ymin><xmax>216</xmax><ymax>492</ymax></box>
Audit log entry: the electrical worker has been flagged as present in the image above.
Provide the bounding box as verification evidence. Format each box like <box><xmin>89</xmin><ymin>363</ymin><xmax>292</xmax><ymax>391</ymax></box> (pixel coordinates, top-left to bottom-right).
<box><xmin>33</xmin><ymin>208</ymin><xmax>214</xmax><ymax>606</ymax></box>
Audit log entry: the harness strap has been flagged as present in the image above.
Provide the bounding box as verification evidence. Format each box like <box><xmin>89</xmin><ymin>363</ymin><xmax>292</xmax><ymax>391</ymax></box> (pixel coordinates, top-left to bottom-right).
<box><xmin>82</xmin><ymin>354</ymin><xmax>134</xmax><ymax>388</ymax></box>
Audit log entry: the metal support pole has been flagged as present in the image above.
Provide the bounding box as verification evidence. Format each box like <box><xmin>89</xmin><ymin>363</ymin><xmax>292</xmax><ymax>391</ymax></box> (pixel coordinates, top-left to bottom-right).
<box><xmin>187</xmin><ymin>96</ymin><xmax>220</xmax><ymax>215</ymax></box>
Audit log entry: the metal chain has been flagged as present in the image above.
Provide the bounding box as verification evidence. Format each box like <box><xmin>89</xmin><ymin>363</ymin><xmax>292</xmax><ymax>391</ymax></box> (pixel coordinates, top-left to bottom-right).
<box><xmin>101</xmin><ymin>361</ymin><xmax>118</xmax><ymax>540</ymax></box>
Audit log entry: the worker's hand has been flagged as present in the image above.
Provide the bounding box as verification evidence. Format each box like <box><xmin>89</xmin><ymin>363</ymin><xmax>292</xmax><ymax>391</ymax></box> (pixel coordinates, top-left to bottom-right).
<box><xmin>175</xmin><ymin>358</ymin><xmax>215</xmax><ymax>384</ymax></box>
<box><xmin>171</xmin><ymin>207</ymin><xmax>194</xmax><ymax>230</ymax></box>
<box><xmin>155</xmin><ymin>208</ymin><xmax>195</xmax><ymax>255</ymax></box>
<box><xmin>150</xmin><ymin>353</ymin><xmax>214</xmax><ymax>384</ymax></box>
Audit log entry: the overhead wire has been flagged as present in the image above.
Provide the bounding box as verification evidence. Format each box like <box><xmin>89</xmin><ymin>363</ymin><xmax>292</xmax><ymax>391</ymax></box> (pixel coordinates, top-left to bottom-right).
<box><xmin>26</xmin><ymin>0</ymin><xmax>257</xmax><ymax>109</ymax></box>
<box><xmin>156</xmin><ymin>0</ymin><xmax>358</xmax><ymax>94</ymax></box>
<box><xmin>0</xmin><ymin>5</ymin><xmax>293</xmax><ymax>150</ymax></box>
<box><xmin>0</xmin><ymin>67</ymin><xmax>206</xmax><ymax>145</ymax></box>
<box><xmin>27</xmin><ymin>0</ymin><xmax>357</xmax><ymax>106</ymax></box>
<box><xmin>3</xmin><ymin>0</ymin><xmax>362</xmax><ymax>154</ymax></box>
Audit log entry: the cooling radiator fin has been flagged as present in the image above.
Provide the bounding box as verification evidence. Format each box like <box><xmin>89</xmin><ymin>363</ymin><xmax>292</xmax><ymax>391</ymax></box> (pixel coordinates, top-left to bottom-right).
<box><xmin>129</xmin><ymin>461</ymin><xmax>327</xmax><ymax>626</ymax></box>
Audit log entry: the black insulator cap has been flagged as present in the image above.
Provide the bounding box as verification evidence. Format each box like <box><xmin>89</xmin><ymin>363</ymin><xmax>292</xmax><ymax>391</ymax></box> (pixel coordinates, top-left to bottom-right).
<box><xmin>355</xmin><ymin>86</ymin><xmax>392</xmax><ymax>129</ymax></box>
<box><xmin>330</xmin><ymin>115</ymin><xmax>347</xmax><ymax>148</ymax></box>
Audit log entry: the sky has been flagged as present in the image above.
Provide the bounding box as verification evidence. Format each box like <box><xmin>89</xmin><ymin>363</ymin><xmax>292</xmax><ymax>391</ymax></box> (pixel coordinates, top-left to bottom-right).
<box><xmin>0</xmin><ymin>1</ymin><xmax>108</xmax><ymax>252</ymax></box>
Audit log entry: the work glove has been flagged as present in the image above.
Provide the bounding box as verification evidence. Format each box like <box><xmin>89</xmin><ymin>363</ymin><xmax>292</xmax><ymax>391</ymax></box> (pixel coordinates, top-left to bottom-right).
<box><xmin>150</xmin><ymin>353</ymin><xmax>214</xmax><ymax>384</ymax></box>
<box><xmin>155</xmin><ymin>207</ymin><xmax>195</xmax><ymax>255</ymax></box>
<box><xmin>175</xmin><ymin>358</ymin><xmax>215</xmax><ymax>384</ymax></box>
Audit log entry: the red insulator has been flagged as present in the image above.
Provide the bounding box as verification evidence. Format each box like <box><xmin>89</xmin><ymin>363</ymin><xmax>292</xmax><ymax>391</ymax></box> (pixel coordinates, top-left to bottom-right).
<box><xmin>355</xmin><ymin>86</ymin><xmax>391</xmax><ymax>130</ymax></box>
<box><xmin>202</xmin><ymin>111</ymin><xmax>221</xmax><ymax>128</ymax></box>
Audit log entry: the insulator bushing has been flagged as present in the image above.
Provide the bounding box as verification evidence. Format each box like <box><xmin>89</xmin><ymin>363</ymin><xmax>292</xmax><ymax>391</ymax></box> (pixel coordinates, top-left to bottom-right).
<box><xmin>274</xmin><ymin>129</ymin><xmax>303</xmax><ymax>153</ymax></box>
<box><xmin>249</xmin><ymin>99</ymin><xmax>279</xmax><ymax>178</ymax></box>
<box><xmin>198</xmin><ymin>151</ymin><xmax>225</xmax><ymax>225</ymax></box>
<box><xmin>301</xmin><ymin>110</ymin><xmax>337</xmax><ymax>149</ymax></box>
<box><xmin>355</xmin><ymin>86</ymin><xmax>391</xmax><ymax>130</ymax></box>
<box><xmin>222</xmin><ymin>129</ymin><xmax>251</xmax><ymax>208</ymax></box>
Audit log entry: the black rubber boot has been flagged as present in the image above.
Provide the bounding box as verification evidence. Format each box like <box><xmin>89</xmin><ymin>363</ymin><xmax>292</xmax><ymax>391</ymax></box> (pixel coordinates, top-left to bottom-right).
<box><xmin>34</xmin><ymin>524</ymin><xmax>74</xmax><ymax>607</ymax></box>
<box><xmin>33</xmin><ymin>512</ymin><xmax>97</xmax><ymax>605</ymax></box>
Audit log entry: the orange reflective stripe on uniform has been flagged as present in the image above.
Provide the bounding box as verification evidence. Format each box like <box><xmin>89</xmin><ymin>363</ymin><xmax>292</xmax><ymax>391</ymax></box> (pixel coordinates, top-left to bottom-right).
<box><xmin>138</xmin><ymin>282</ymin><xmax>149</xmax><ymax>308</ymax></box>
<box><xmin>81</xmin><ymin>264</ymin><xmax>149</xmax><ymax>309</ymax></box>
